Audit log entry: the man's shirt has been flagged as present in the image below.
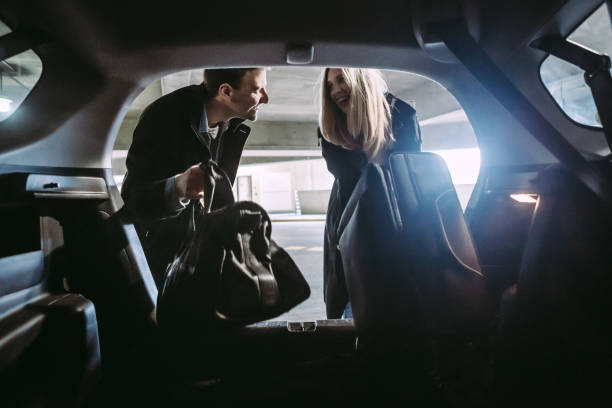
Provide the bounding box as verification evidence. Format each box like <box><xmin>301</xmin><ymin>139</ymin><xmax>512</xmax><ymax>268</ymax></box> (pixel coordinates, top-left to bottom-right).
<box><xmin>163</xmin><ymin>105</ymin><xmax>221</xmax><ymax>211</ymax></box>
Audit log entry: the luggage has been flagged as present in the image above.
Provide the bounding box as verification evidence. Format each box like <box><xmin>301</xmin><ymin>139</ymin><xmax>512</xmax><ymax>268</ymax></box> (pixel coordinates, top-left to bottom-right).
<box><xmin>157</xmin><ymin>160</ymin><xmax>310</xmax><ymax>330</ymax></box>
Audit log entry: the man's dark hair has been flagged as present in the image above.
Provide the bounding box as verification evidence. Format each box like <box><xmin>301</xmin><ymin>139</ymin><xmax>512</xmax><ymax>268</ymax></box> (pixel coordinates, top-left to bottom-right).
<box><xmin>204</xmin><ymin>68</ymin><xmax>259</xmax><ymax>95</ymax></box>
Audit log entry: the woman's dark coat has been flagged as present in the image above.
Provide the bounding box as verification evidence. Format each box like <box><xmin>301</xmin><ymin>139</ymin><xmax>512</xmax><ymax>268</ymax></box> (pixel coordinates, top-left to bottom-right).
<box><xmin>319</xmin><ymin>94</ymin><xmax>422</xmax><ymax>318</ymax></box>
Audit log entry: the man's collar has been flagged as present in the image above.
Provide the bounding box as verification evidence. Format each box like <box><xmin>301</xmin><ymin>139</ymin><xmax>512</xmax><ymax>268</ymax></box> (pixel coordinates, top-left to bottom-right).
<box><xmin>198</xmin><ymin>102</ymin><xmax>210</xmax><ymax>134</ymax></box>
<box><xmin>199</xmin><ymin>97</ymin><xmax>227</xmax><ymax>135</ymax></box>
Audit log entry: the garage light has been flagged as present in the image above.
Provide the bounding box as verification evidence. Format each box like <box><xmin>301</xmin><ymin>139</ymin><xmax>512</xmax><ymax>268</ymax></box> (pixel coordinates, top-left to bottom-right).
<box><xmin>0</xmin><ymin>97</ymin><xmax>12</xmax><ymax>113</ymax></box>
<box><xmin>510</xmin><ymin>194</ymin><xmax>538</xmax><ymax>203</ymax></box>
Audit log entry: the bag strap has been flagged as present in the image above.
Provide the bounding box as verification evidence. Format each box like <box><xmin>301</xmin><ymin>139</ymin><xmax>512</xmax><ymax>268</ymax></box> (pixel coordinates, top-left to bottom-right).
<box><xmin>198</xmin><ymin>161</ymin><xmax>281</xmax><ymax>313</ymax></box>
<box><xmin>200</xmin><ymin>160</ymin><xmax>235</xmax><ymax>214</ymax></box>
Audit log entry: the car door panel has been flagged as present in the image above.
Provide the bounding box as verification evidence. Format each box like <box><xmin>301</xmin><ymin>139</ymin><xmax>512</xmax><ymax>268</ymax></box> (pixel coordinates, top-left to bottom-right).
<box><xmin>0</xmin><ymin>170</ymin><xmax>102</xmax><ymax>407</ymax></box>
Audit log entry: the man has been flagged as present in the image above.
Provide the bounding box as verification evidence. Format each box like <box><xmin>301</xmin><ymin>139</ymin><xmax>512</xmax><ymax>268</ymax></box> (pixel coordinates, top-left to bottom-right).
<box><xmin>121</xmin><ymin>68</ymin><xmax>269</xmax><ymax>288</ymax></box>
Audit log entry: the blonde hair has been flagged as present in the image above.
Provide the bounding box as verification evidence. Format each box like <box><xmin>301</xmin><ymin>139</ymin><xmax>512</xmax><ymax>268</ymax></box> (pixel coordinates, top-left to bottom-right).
<box><xmin>319</xmin><ymin>68</ymin><xmax>393</xmax><ymax>163</ymax></box>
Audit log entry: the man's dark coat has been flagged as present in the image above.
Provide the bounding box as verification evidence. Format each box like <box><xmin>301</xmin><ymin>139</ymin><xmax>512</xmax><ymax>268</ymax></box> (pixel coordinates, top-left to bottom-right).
<box><xmin>319</xmin><ymin>94</ymin><xmax>422</xmax><ymax>318</ymax></box>
<box><xmin>121</xmin><ymin>84</ymin><xmax>250</xmax><ymax>288</ymax></box>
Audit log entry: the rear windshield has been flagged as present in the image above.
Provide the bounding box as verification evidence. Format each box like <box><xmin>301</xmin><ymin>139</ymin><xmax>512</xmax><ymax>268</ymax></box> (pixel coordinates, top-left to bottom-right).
<box><xmin>113</xmin><ymin>67</ymin><xmax>479</xmax><ymax>322</ymax></box>
<box><xmin>540</xmin><ymin>3</ymin><xmax>612</xmax><ymax>128</ymax></box>
<box><xmin>0</xmin><ymin>20</ymin><xmax>43</xmax><ymax>122</ymax></box>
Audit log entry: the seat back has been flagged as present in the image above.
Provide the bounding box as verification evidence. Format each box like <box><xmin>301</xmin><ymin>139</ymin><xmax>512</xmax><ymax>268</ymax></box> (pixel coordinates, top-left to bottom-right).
<box><xmin>337</xmin><ymin>152</ymin><xmax>491</xmax><ymax>348</ymax></box>
<box><xmin>495</xmin><ymin>163</ymin><xmax>612</xmax><ymax>404</ymax></box>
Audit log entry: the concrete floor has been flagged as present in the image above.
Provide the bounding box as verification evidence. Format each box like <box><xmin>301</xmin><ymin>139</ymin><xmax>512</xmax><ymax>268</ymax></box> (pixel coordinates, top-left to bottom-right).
<box><xmin>268</xmin><ymin>220</ymin><xmax>328</xmax><ymax>322</ymax></box>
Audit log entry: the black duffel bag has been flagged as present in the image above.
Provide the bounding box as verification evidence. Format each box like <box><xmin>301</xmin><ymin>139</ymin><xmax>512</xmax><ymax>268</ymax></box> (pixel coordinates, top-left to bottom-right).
<box><xmin>157</xmin><ymin>160</ymin><xmax>310</xmax><ymax>330</ymax></box>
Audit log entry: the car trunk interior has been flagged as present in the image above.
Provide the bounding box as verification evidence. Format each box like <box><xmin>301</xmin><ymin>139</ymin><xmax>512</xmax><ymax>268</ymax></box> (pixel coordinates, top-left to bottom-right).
<box><xmin>1</xmin><ymin>0</ymin><xmax>612</xmax><ymax>406</ymax></box>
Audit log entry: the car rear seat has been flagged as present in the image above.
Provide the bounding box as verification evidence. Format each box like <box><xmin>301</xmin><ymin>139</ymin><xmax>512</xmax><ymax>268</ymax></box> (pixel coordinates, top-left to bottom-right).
<box><xmin>495</xmin><ymin>163</ymin><xmax>612</xmax><ymax>405</ymax></box>
<box><xmin>337</xmin><ymin>152</ymin><xmax>493</xmax><ymax>350</ymax></box>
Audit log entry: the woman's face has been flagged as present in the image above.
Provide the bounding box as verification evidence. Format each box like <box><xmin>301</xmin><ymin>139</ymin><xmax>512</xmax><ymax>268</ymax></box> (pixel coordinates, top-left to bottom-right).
<box><xmin>326</xmin><ymin>68</ymin><xmax>350</xmax><ymax>115</ymax></box>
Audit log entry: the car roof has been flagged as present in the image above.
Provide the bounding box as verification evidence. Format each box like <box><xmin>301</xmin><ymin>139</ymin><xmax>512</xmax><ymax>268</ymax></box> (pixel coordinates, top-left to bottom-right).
<box><xmin>0</xmin><ymin>0</ymin><xmax>607</xmax><ymax>169</ymax></box>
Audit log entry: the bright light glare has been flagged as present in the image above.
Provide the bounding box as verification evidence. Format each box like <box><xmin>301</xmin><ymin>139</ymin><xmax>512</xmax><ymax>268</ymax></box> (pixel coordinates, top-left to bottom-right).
<box><xmin>427</xmin><ymin>148</ymin><xmax>481</xmax><ymax>185</ymax></box>
<box><xmin>510</xmin><ymin>194</ymin><xmax>538</xmax><ymax>203</ymax></box>
<box><xmin>113</xmin><ymin>174</ymin><xmax>124</xmax><ymax>190</ymax></box>
<box><xmin>0</xmin><ymin>97</ymin><xmax>13</xmax><ymax>113</ymax></box>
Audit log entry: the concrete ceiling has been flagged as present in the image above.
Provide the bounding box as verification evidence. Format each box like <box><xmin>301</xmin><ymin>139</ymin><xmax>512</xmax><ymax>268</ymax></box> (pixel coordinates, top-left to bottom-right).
<box><xmin>126</xmin><ymin>66</ymin><xmax>461</xmax><ymax>123</ymax></box>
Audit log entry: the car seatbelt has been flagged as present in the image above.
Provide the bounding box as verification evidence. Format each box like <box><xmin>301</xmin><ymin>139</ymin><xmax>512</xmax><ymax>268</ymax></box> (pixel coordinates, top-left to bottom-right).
<box><xmin>531</xmin><ymin>35</ymin><xmax>612</xmax><ymax>150</ymax></box>
<box><xmin>433</xmin><ymin>20</ymin><xmax>612</xmax><ymax>205</ymax></box>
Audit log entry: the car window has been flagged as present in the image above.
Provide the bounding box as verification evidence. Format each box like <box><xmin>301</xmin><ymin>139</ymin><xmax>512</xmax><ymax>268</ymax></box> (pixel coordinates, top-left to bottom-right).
<box><xmin>113</xmin><ymin>68</ymin><xmax>479</xmax><ymax>208</ymax></box>
<box><xmin>540</xmin><ymin>2</ymin><xmax>611</xmax><ymax>127</ymax></box>
<box><xmin>112</xmin><ymin>67</ymin><xmax>479</xmax><ymax>322</ymax></box>
<box><xmin>0</xmin><ymin>20</ymin><xmax>43</xmax><ymax>122</ymax></box>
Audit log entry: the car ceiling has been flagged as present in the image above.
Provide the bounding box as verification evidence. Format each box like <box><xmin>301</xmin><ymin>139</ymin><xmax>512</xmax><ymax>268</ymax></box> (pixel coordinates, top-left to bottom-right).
<box><xmin>0</xmin><ymin>0</ymin><xmax>574</xmax><ymax>79</ymax></box>
<box><xmin>0</xmin><ymin>0</ymin><xmax>607</xmax><ymax>169</ymax></box>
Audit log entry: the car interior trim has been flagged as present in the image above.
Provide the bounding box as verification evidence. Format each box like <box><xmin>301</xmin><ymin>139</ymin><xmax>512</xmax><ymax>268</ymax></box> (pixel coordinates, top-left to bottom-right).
<box><xmin>435</xmin><ymin>19</ymin><xmax>612</xmax><ymax>205</ymax></box>
<box><xmin>0</xmin><ymin>27</ymin><xmax>50</xmax><ymax>61</ymax></box>
<box><xmin>434</xmin><ymin>189</ymin><xmax>483</xmax><ymax>276</ymax></box>
<box><xmin>0</xmin><ymin>250</ymin><xmax>45</xmax><ymax>297</ymax></box>
<box><xmin>0</xmin><ymin>284</ymin><xmax>46</xmax><ymax>320</ymax></box>
<box><xmin>0</xmin><ymin>307</ymin><xmax>46</xmax><ymax>373</ymax></box>
<box><xmin>25</xmin><ymin>174</ymin><xmax>108</xmax><ymax>199</ymax></box>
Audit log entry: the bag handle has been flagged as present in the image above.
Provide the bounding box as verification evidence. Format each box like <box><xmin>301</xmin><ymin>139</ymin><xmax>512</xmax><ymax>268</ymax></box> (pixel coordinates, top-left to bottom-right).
<box><xmin>197</xmin><ymin>162</ymin><xmax>282</xmax><ymax>320</ymax></box>
<box><xmin>199</xmin><ymin>160</ymin><xmax>235</xmax><ymax>214</ymax></box>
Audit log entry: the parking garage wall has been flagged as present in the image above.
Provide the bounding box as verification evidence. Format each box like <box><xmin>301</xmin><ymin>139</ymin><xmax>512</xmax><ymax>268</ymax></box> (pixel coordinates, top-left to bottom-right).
<box><xmin>112</xmin><ymin>113</ymin><xmax>479</xmax><ymax>213</ymax></box>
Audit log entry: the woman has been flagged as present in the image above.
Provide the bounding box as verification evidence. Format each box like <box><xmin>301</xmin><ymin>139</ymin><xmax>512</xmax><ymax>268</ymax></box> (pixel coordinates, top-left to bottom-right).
<box><xmin>318</xmin><ymin>68</ymin><xmax>422</xmax><ymax>319</ymax></box>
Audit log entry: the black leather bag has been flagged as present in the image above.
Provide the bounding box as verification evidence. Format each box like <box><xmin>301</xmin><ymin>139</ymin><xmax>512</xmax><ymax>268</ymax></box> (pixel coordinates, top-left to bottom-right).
<box><xmin>156</xmin><ymin>161</ymin><xmax>310</xmax><ymax>330</ymax></box>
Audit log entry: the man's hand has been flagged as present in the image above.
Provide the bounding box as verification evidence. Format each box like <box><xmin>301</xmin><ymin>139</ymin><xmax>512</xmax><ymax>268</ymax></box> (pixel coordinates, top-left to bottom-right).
<box><xmin>174</xmin><ymin>163</ymin><xmax>205</xmax><ymax>200</ymax></box>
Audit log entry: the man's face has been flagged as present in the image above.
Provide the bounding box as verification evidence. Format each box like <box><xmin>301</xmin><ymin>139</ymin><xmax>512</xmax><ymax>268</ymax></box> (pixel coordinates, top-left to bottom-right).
<box><xmin>228</xmin><ymin>69</ymin><xmax>269</xmax><ymax>121</ymax></box>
